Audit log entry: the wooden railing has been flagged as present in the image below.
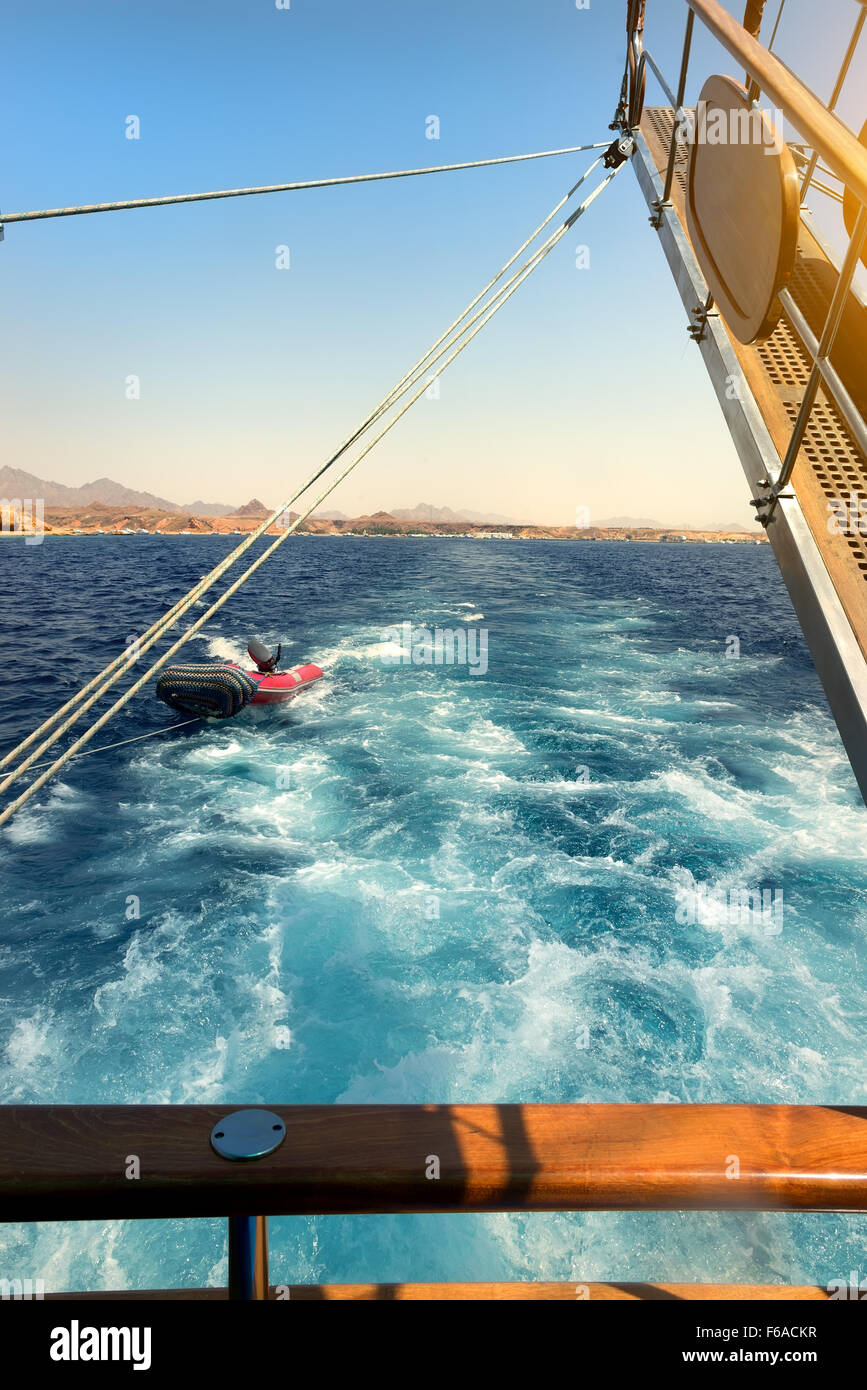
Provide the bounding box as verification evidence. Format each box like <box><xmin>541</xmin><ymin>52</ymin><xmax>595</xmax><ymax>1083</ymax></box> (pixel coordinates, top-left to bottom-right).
<box><xmin>686</xmin><ymin>0</ymin><xmax>867</xmax><ymax>208</ymax></box>
<box><xmin>1</xmin><ymin>1103</ymin><xmax>866</xmax><ymax>1297</ymax></box>
<box><xmin>4</xmin><ymin>1103</ymin><xmax>865</xmax><ymax>1219</ymax></box>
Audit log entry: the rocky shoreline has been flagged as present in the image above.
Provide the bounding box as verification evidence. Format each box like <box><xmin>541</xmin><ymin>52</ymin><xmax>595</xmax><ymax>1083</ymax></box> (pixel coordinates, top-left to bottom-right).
<box><xmin>3</xmin><ymin>501</ymin><xmax>766</xmax><ymax>544</ymax></box>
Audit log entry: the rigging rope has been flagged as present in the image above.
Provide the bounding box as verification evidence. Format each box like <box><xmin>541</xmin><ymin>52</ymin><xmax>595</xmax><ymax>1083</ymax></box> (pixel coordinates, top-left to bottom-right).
<box><xmin>0</xmin><ymin>152</ymin><xmax>624</xmax><ymax>827</ymax></box>
<box><xmin>768</xmin><ymin>0</ymin><xmax>788</xmax><ymax>51</ymax></box>
<box><xmin>0</xmin><ymin>153</ymin><xmax>607</xmax><ymax>787</ymax></box>
<box><xmin>24</xmin><ymin>720</ymin><xmax>202</xmax><ymax>772</ymax></box>
<box><xmin>0</xmin><ymin>144</ymin><xmax>609</xmax><ymax>225</ymax></box>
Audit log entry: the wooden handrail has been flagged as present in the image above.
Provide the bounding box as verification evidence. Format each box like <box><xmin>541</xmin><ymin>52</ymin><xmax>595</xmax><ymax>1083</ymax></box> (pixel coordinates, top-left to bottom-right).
<box><xmin>1</xmin><ymin>1103</ymin><xmax>866</xmax><ymax>1221</ymax></box>
<box><xmin>685</xmin><ymin>0</ymin><xmax>867</xmax><ymax>209</ymax></box>
<box><xmin>44</xmin><ymin>1282</ymin><xmax>833</xmax><ymax>1301</ymax></box>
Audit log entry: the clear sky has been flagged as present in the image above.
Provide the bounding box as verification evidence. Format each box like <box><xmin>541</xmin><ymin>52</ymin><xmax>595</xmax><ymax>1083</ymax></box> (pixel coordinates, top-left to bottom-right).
<box><xmin>1</xmin><ymin>0</ymin><xmax>862</xmax><ymax>526</ymax></box>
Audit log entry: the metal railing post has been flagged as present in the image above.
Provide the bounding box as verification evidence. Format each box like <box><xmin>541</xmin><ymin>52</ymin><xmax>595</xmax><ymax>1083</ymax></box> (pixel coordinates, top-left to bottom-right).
<box><xmin>210</xmin><ymin>1108</ymin><xmax>287</xmax><ymax>1302</ymax></box>
<box><xmin>228</xmin><ymin>1215</ymin><xmax>270</xmax><ymax>1301</ymax></box>
<box><xmin>657</xmin><ymin>10</ymin><xmax>696</xmax><ymax>218</ymax></box>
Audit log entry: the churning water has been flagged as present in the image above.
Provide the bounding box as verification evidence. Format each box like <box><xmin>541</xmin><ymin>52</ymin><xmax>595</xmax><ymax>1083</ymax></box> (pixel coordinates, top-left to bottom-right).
<box><xmin>0</xmin><ymin>535</ymin><xmax>865</xmax><ymax>1290</ymax></box>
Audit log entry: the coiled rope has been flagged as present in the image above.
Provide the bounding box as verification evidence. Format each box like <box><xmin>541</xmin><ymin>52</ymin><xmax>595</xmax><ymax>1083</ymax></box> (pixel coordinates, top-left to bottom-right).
<box><xmin>0</xmin><ymin>151</ymin><xmax>623</xmax><ymax>827</ymax></box>
<box><xmin>0</xmin><ymin>151</ymin><xmax>607</xmax><ymax>790</ymax></box>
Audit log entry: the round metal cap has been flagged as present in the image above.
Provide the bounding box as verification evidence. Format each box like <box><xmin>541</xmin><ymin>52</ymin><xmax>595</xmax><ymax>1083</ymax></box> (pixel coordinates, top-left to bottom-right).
<box><xmin>210</xmin><ymin>1109</ymin><xmax>286</xmax><ymax>1161</ymax></box>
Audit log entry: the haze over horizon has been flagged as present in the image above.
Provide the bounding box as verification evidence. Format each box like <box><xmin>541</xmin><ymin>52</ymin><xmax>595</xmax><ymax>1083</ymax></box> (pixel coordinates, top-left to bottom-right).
<box><xmin>0</xmin><ymin>464</ymin><xmax>755</xmax><ymax>530</ymax></box>
<box><xmin>1</xmin><ymin>1</ymin><xmax>861</xmax><ymax>530</ymax></box>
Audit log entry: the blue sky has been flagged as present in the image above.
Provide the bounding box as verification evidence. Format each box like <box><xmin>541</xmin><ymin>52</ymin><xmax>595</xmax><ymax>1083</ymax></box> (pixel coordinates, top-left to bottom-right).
<box><xmin>0</xmin><ymin>0</ymin><xmax>862</xmax><ymax>525</ymax></box>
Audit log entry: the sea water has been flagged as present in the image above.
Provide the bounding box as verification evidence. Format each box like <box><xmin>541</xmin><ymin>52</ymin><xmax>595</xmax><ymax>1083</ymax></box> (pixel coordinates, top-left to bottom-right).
<box><xmin>0</xmin><ymin>535</ymin><xmax>865</xmax><ymax>1291</ymax></box>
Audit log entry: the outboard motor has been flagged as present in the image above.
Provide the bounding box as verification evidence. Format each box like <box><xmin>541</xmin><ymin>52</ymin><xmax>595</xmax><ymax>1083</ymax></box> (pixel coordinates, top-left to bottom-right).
<box><xmin>248</xmin><ymin>637</ymin><xmax>282</xmax><ymax>673</ymax></box>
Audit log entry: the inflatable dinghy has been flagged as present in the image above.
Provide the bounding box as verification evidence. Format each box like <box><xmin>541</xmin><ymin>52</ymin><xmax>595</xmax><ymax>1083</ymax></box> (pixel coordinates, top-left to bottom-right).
<box><xmin>156</xmin><ymin>638</ymin><xmax>323</xmax><ymax>719</ymax></box>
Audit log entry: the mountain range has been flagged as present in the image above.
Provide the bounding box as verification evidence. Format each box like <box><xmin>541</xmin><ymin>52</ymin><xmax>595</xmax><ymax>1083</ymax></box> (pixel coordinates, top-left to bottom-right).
<box><xmin>0</xmin><ymin>474</ymin><xmax>531</xmax><ymax>524</ymax></box>
<box><xmin>0</xmin><ymin>467</ymin><xmax>237</xmax><ymax>517</ymax></box>
<box><xmin>0</xmin><ymin>470</ymin><xmax>750</xmax><ymax>531</ymax></box>
<box><xmin>595</xmin><ymin>514</ymin><xmax>750</xmax><ymax>533</ymax></box>
<box><xmin>389</xmin><ymin>502</ymin><xmax>526</xmax><ymax>525</ymax></box>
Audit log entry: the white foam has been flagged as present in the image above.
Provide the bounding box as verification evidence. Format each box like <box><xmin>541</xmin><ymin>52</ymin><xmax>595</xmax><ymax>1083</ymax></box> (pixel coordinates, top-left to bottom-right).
<box><xmin>204</xmin><ymin>636</ymin><xmax>248</xmax><ymax>664</ymax></box>
<box><xmin>3</xmin><ymin>1010</ymin><xmax>57</xmax><ymax>1072</ymax></box>
<box><xmin>0</xmin><ymin>782</ymin><xmax>83</xmax><ymax>844</ymax></box>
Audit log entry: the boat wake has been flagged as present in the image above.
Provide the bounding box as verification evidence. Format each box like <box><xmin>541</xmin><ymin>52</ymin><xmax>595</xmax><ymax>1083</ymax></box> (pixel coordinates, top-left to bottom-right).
<box><xmin>1</xmin><ymin>536</ymin><xmax>865</xmax><ymax>1291</ymax></box>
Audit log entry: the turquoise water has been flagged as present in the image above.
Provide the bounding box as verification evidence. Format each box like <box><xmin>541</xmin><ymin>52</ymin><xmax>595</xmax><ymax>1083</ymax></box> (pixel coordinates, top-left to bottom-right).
<box><xmin>0</xmin><ymin>535</ymin><xmax>865</xmax><ymax>1290</ymax></box>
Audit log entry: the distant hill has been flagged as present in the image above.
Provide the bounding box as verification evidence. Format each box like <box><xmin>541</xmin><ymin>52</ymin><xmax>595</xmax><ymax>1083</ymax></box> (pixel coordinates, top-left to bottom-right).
<box><xmin>0</xmin><ymin>467</ymin><xmax>241</xmax><ymax>516</ymax></box>
<box><xmin>232</xmin><ymin>498</ymin><xmax>270</xmax><ymax>518</ymax></box>
<box><xmin>597</xmin><ymin>514</ymin><xmax>751</xmax><ymax>533</ymax></box>
<box><xmin>158</xmin><ymin>513</ymin><xmax>216</xmax><ymax>533</ymax></box>
<box><xmin>0</xmin><ymin>466</ymin><xmax>180</xmax><ymax>512</ymax></box>
<box><xmin>183</xmin><ymin>499</ymin><xmax>236</xmax><ymax>516</ymax></box>
<box><xmin>596</xmin><ymin>515</ymin><xmax>666</xmax><ymax>529</ymax></box>
<box><xmin>390</xmin><ymin>502</ymin><xmax>524</xmax><ymax>525</ymax></box>
<box><xmin>71</xmin><ymin>477</ymin><xmax>181</xmax><ymax>511</ymax></box>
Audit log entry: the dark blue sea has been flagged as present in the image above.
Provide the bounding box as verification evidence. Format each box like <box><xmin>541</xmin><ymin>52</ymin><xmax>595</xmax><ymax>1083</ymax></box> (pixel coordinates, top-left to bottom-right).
<box><xmin>1</xmin><ymin>535</ymin><xmax>865</xmax><ymax>1291</ymax></box>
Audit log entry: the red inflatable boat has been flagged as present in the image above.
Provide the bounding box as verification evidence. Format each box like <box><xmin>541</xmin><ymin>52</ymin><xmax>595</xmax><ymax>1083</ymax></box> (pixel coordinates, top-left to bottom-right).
<box><xmin>156</xmin><ymin>639</ymin><xmax>323</xmax><ymax>719</ymax></box>
<box><xmin>233</xmin><ymin>661</ymin><xmax>324</xmax><ymax>705</ymax></box>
